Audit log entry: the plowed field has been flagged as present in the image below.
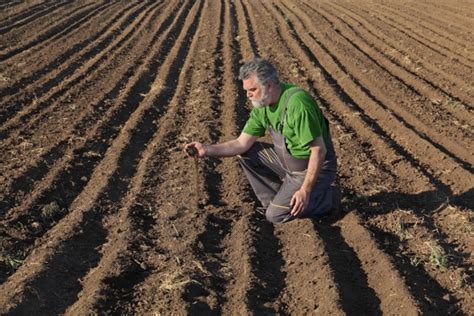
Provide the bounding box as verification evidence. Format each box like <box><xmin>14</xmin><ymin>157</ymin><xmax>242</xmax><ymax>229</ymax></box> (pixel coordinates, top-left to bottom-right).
<box><xmin>0</xmin><ymin>0</ymin><xmax>472</xmax><ymax>314</ymax></box>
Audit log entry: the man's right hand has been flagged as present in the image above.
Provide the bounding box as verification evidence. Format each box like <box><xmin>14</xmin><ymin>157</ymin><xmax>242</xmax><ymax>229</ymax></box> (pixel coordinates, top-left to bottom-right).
<box><xmin>184</xmin><ymin>142</ymin><xmax>208</xmax><ymax>158</ymax></box>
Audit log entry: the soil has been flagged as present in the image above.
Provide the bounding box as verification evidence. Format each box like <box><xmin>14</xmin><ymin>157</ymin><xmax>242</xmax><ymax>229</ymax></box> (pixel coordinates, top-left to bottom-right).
<box><xmin>0</xmin><ymin>0</ymin><xmax>472</xmax><ymax>314</ymax></box>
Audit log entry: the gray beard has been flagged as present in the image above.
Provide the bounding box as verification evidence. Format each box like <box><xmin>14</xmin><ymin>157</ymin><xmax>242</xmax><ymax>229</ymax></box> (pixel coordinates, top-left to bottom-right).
<box><xmin>251</xmin><ymin>100</ymin><xmax>265</xmax><ymax>108</ymax></box>
<box><xmin>251</xmin><ymin>92</ymin><xmax>271</xmax><ymax>108</ymax></box>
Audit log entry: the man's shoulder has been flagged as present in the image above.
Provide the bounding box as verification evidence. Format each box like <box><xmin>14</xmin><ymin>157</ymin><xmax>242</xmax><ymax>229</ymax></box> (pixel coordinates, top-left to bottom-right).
<box><xmin>281</xmin><ymin>85</ymin><xmax>315</xmax><ymax>111</ymax></box>
<box><xmin>281</xmin><ymin>83</ymin><xmax>310</xmax><ymax>100</ymax></box>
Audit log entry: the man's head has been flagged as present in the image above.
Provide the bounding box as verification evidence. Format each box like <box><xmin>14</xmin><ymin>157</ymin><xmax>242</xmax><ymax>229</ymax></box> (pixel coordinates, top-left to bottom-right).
<box><xmin>239</xmin><ymin>58</ymin><xmax>280</xmax><ymax>108</ymax></box>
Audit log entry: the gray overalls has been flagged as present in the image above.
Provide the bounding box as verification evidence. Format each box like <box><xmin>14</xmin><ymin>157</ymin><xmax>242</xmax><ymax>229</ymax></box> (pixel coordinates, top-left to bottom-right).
<box><xmin>238</xmin><ymin>88</ymin><xmax>337</xmax><ymax>224</ymax></box>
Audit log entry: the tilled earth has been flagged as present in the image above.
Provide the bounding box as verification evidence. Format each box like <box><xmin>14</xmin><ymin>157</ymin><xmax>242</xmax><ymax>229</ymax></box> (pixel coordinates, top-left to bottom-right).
<box><xmin>0</xmin><ymin>0</ymin><xmax>472</xmax><ymax>314</ymax></box>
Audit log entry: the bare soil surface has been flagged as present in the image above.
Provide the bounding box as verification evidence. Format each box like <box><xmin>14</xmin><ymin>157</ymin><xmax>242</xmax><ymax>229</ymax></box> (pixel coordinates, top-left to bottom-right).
<box><xmin>0</xmin><ymin>0</ymin><xmax>472</xmax><ymax>314</ymax></box>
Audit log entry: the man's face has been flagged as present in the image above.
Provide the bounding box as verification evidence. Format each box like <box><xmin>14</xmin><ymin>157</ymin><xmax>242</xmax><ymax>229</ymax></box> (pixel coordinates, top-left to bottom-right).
<box><xmin>242</xmin><ymin>74</ymin><xmax>270</xmax><ymax>108</ymax></box>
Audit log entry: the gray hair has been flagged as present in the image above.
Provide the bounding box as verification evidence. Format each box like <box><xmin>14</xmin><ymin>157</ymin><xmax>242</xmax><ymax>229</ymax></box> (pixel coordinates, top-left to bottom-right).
<box><xmin>238</xmin><ymin>58</ymin><xmax>280</xmax><ymax>85</ymax></box>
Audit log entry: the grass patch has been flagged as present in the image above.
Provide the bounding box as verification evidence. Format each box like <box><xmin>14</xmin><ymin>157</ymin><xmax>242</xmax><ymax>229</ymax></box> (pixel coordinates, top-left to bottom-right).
<box><xmin>426</xmin><ymin>242</ymin><xmax>448</xmax><ymax>270</ymax></box>
<box><xmin>40</xmin><ymin>201</ymin><xmax>64</xmax><ymax>220</ymax></box>
<box><xmin>0</xmin><ymin>252</ymin><xmax>24</xmax><ymax>271</ymax></box>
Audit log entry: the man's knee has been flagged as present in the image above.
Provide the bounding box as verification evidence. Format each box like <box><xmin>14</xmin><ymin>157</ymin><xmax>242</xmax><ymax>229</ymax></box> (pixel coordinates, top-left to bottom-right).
<box><xmin>265</xmin><ymin>205</ymin><xmax>292</xmax><ymax>224</ymax></box>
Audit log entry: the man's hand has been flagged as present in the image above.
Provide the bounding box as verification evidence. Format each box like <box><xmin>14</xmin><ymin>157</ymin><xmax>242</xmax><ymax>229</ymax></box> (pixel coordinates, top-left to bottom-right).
<box><xmin>290</xmin><ymin>189</ymin><xmax>310</xmax><ymax>216</ymax></box>
<box><xmin>184</xmin><ymin>142</ymin><xmax>208</xmax><ymax>158</ymax></box>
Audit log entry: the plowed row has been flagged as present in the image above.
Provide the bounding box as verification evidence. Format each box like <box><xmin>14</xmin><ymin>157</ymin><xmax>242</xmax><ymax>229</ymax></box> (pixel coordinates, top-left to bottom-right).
<box><xmin>0</xmin><ymin>0</ymin><xmax>472</xmax><ymax>314</ymax></box>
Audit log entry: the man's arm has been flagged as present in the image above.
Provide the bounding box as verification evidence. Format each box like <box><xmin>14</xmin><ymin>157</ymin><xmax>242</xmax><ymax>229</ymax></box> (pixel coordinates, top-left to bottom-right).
<box><xmin>185</xmin><ymin>132</ymin><xmax>258</xmax><ymax>158</ymax></box>
<box><xmin>290</xmin><ymin>136</ymin><xmax>327</xmax><ymax>216</ymax></box>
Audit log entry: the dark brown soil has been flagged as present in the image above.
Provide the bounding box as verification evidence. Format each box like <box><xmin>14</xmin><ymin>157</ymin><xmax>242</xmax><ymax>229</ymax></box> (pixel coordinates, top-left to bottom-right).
<box><xmin>0</xmin><ymin>0</ymin><xmax>472</xmax><ymax>314</ymax></box>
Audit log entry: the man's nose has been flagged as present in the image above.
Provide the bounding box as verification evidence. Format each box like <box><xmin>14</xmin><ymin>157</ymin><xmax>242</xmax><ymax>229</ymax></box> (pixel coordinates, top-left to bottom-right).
<box><xmin>247</xmin><ymin>91</ymin><xmax>252</xmax><ymax>98</ymax></box>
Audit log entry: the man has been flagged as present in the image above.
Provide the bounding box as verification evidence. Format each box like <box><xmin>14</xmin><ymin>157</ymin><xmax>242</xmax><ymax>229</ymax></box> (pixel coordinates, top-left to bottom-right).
<box><xmin>185</xmin><ymin>58</ymin><xmax>338</xmax><ymax>224</ymax></box>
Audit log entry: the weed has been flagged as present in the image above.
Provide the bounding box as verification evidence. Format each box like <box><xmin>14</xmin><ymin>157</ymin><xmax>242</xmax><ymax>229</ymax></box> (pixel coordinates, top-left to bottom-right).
<box><xmin>40</xmin><ymin>201</ymin><xmax>63</xmax><ymax>220</ymax></box>
<box><xmin>0</xmin><ymin>253</ymin><xmax>24</xmax><ymax>271</ymax></box>
<box><xmin>158</xmin><ymin>270</ymin><xmax>200</xmax><ymax>291</ymax></box>
<box><xmin>426</xmin><ymin>242</ymin><xmax>448</xmax><ymax>270</ymax></box>
<box><xmin>410</xmin><ymin>256</ymin><xmax>422</xmax><ymax>267</ymax></box>
<box><xmin>0</xmin><ymin>73</ymin><xmax>9</xmax><ymax>82</ymax></box>
<box><xmin>445</xmin><ymin>98</ymin><xmax>463</xmax><ymax>109</ymax></box>
<box><xmin>396</xmin><ymin>219</ymin><xmax>411</xmax><ymax>241</ymax></box>
<box><xmin>456</xmin><ymin>272</ymin><xmax>471</xmax><ymax>289</ymax></box>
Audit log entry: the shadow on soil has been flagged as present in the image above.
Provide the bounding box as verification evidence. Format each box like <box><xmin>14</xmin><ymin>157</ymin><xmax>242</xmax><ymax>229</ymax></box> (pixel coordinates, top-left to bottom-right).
<box><xmin>247</xmin><ymin>214</ymin><xmax>287</xmax><ymax>314</ymax></box>
<box><xmin>313</xmin><ymin>220</ymin><xmax>382</xmax><ymax>315</ymax></box>
<box><xmin>339</xmin><ymin>187</ymin><xmax>472</xmax><ymax>315</ymax></box>
<box><xmin>7</xmin><ymin>210</ymin><xmax>107</xmax><ymax>315</ymax></box>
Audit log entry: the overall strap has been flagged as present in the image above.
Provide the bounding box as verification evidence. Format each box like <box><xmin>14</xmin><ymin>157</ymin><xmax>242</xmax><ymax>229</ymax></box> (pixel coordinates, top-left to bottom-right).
<box><xmin>278</xmin><ymin>87</ymin><xmax>304</xmax><ymax>133</ymax></box>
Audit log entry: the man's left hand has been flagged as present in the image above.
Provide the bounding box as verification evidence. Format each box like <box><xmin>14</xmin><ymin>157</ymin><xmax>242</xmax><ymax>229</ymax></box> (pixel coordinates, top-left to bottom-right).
<box><xmin>290</xmin><ymin>189</ymin><xmax>310</xmax><ymax>216</ymax></box>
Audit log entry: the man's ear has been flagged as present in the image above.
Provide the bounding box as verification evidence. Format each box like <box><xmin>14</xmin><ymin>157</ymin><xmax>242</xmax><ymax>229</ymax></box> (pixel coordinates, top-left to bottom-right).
<box><xmin>267</xmin><ymin>81</ymin><xmax>274</xmax><ymax>91</ymax></box>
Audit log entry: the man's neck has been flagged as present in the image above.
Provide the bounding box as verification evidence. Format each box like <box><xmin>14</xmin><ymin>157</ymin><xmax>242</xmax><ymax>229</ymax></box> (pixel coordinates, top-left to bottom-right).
<box><xmin>270</xmin><ymin>83</ymin><xmax>282</xmax><ymax>104</ymax></box>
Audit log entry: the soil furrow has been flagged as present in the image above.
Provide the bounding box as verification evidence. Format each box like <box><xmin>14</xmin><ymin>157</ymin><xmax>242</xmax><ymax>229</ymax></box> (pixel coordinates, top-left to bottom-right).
<box><xmin>0</xmin><ymin>1</ymin><xmax>149</xmax><ymax>127</ymax></box>
<box><xmin>0</xmin><ymin>4</ymin><xmax>160</xmax><ymax>214</ymax></box>
<box><xmin>318</xmin><ymin>1</ymin><xmax>474</xmax><ymax>114</ymax></box>
<box><xmin>329</xmin><ymin>212</ymin><xmax>421</xmax><ymax>314</ymax></box>
<box><xmin>0</xmin><ymin>0</ymin><xmax>178</xmax><ymax>217</ymax></box>
<box><xmin>167</xmin><ymin>0</ymin><xmax>255</xmax><ymax>313</ymax></box>
<box><xmin>234</xmin><ymin>0</ymin><xmax>258</xmax><ymax>57</ymax></box>
<box><xmin>364</xmin><ymin>204</ymin><xmax>473</xmax><ymax>314</ymax></box>
<box><xmin>397</xmin><ymin>1</ymin><xmax>474</xmax><ymax>36</ymax></box>
<box><xmin>66</xmin><ymin>5</ymin><xmax>204</xmax><ymax>311</ymax></box>
<box><xmin>0</xmin><ymin>1</ymin><xmax>158</xmax><ymax>149</ymax></box>
<box><xmin>229</xmin><ymin>1</ymin><xmax>255</xmax><ymax>59</ymax></box>
<box><xmin>334</xmin><ymin>2</ymin><xmax>474</xmax><ymax>86</ymax></box>
<box><xmin>0</xmin><ymin>0</ymin><xmax>203</xmax><ymax>311</ymax></box>
<box><xmin>124</xmin><ymin>1</ymin><xmax>262</xmax><ymax>312</ymax></box>
<box><xmin>377</xmin><ymin>1</ymin><xmax>473</xmax><ymax>43</ymax></box>
<box><xmin>326</xmin><ymin>1</ymin><xmax>474</xmax><ymax>104</ymax></box>
<box><xmin>2</xmin><ymin>0</ymin><xmax>187</xmax><ymax>286</ymax></box>
<box><xmin>62</xmin><ymin>2</ymin><xmax>221</xmax><ymax>312</ymax></box>
<box><xmin>271</xmin><ymin>220</ymin><xmax>344</xmax><ymax>314</ymax></box>
<box><xmin>0</xmin><ymin>1</ymin><xmax>131</xmax><ymax>101</ymax></box>
<box><xmin>0</xmin><ymin>0</ymin><xmax>188</xmax><ymax>280</ymax></box>
<box><xmin>277</xmin><ymin>3</ymin><xmax>473</xmax><ymax>170</ymax></box>
<box><xmin>0</xmin><ymin>0</ymin><xmax>23</xmax><ymax>12</ymax></box>
<box><xmin>417</xmin><ymin>0</ymin><xmax>474</xmax><ymax>19</ymax></box>
<box><xmin>0</xmin><ymin>0</ymin><xmax>74</xmax><ymax>35</ymax></box>
<box><xmin>365</xmin><ymin>222</ymin><xmax>466</xmax><ymax>314</ymax></box>
<box><xmin>357</xmin><ymin>4</ymin><xmax>474</xmax><ymax>69</ymax></box>
<box><xmin>371</xmin><ymin>2</ymin><xmax>474</xmax><ymax>60</ymax></box>
<box><xmin>0</xmin><ymin>1</ymin><xmax>106</xmax><ymax>60</ymax></box>
<box><xmin>0</xmin><ymin>0</ymin><xmax>54</xmax><ymax>27</ymax></box>
<box><xmin>218</xmin><ymin>0</ymin><xmax>271</xmax><ymax>313</ymax></box>
<box><xmin>182</xmin><ymin>0</ymin><xmax>233</xmax><ymax>311</ymax></box>
<box><xmin>0</xmin><ymin>1</ymin><xmax>117</xmax><ymax>63</ymax></box>
<box><xmin>272</xmin><ymin>2</ymin><xmax>472</xmax><ymax>194</ymax></box>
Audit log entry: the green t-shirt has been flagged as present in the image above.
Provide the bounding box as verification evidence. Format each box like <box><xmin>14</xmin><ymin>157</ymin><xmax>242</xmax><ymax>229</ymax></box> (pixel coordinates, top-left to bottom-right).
<box><xmin>243</xmin><ymin>83</ymin><xmax>328</xmax><ymax>159</ymax></box>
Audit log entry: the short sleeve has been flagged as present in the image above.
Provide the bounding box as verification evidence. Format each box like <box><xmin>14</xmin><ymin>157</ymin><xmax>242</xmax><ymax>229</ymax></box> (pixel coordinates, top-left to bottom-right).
<box><xmin>290</xmin><ymin>98</ymin><xmax>323</xmax><ymax>146</ymax></box>
<box><xmin>242</xmin><ymin>108</ymin><xmax>266</xmax><ymax>137</ymax></box>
